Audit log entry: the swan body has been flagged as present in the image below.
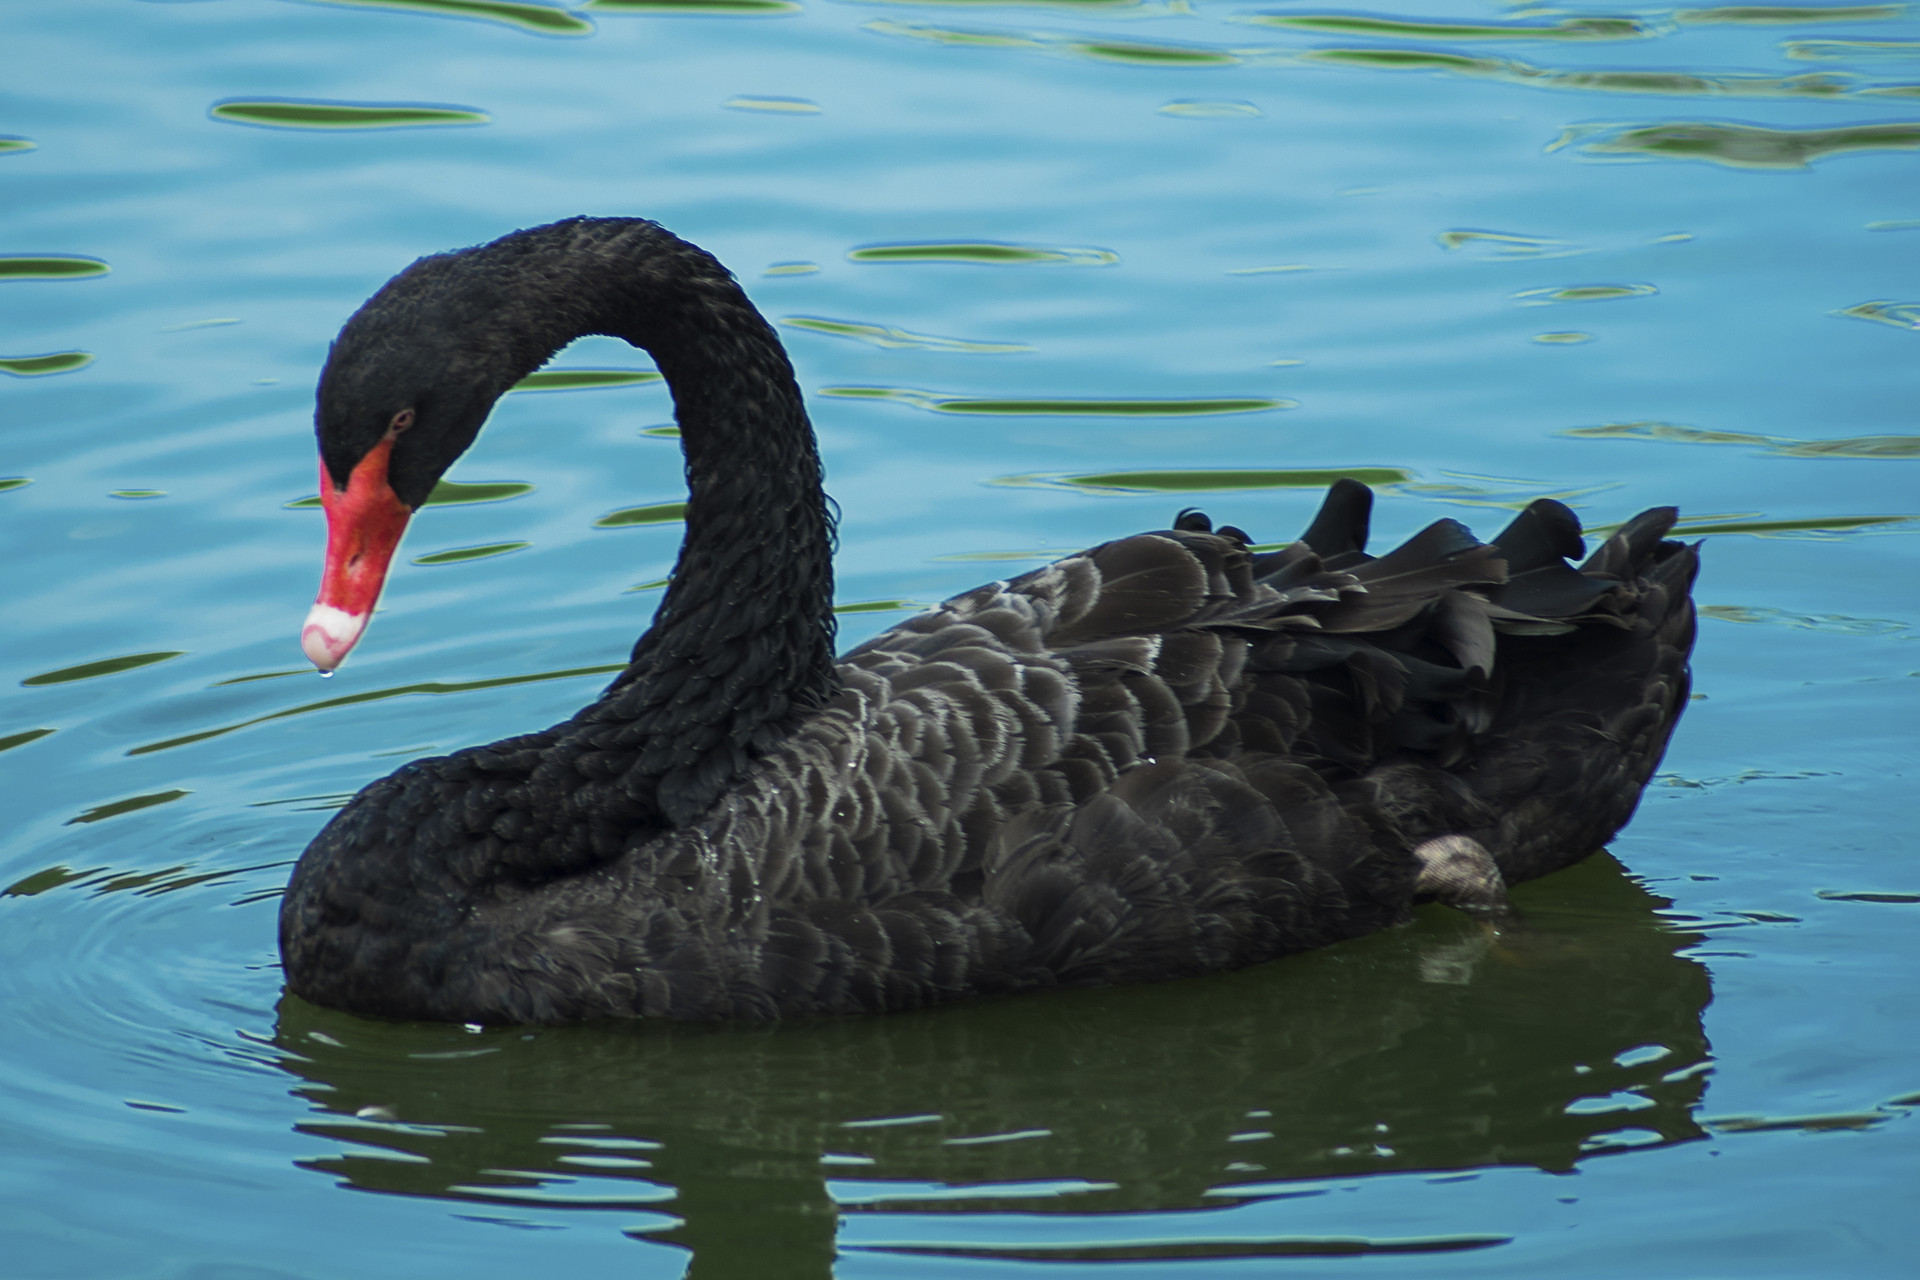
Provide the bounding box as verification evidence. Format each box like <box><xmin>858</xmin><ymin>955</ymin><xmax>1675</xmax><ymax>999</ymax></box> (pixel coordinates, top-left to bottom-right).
<box><xmin>281</xmin><ymin>218</ymin><xmax>1697</xmax><ymax>1023</ymax></box>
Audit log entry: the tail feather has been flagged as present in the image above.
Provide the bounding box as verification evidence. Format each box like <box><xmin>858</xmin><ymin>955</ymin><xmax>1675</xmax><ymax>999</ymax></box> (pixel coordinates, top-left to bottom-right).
<box><xmin>1298</xmin><ymin>478</ymin><xmax>1373</xmax><ymax>564</ymax></box>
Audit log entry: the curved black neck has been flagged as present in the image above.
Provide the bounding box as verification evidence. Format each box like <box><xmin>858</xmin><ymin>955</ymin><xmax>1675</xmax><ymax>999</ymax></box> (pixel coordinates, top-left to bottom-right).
<box><xmin>420</xmin><ymin>218</ymin><xmax>840</xmax><ymax>824</ymax></box>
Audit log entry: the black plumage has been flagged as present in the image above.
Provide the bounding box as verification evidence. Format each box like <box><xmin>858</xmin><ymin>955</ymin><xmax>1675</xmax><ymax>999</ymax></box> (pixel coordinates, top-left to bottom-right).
<box><xmin>280</xmin><ymin>217</ymin><xmax>1699</xmax><ymax>1023</ymax></box>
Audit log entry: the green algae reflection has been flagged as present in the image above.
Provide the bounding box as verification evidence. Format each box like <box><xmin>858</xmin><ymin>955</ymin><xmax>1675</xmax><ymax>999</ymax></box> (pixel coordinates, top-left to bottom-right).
<box><xmin>834</xmin><ymin>599</ymin><xmax>920</xmax><ymax>615</ymax></box>
<box><xmin>287</xmin><ymin>479</ymin><xmax>535</xmax><ymax>509</ymax></box>
<box><xmin>66</xmin><ymin>790</ymin><xmax>192</xmax><ymax>832</ymax></box>
<box><xmin>127</xmin><ymin>664</ymin><xmax>628</xmax><ymax>756</ymax></box>
<box><xmin>0</xmin><ymin>256</ymin><xmax>109</xmax><ymax>280</ymax></box>
<box><xmin>782</xmin><ymin>316</ymin><xmax>1031</xmax><ymax>353</ymax></box>
<box><xmin>849</xmin><ymin>241</ymin><xmax>1119</xmax><ymax>266</ymax></box>
<box><xmin>1836</xmin><ymin>299</ymin><xmax>1920</xmax><ymax>331</ymax></box>
<box><xmin>1006</xmin><ymin>467</ymin><xmax>1415</xmax><ymax>494</ymax></box>
<box><xmin>1437</xmin><ymin>229</ymin><xmax>1578</xmax><ymax>258</ymax></box>
<box><xmin>1677</xmin><ymin>5</ymin><xmax>1906</xmax><ymax>24</ymax></box>
<box><xmin>211</xmin><ymin>100</ymin><xmax>490</xmax><ymax>130</ymax></box>
<box><xmin>411</xmin><ymin>541</ymin><xmax>531</xmax><ymax>566</ymax></box>
<box><xmin>0</xmin><ymin>351</ymin><xmax>92</xmax><ymax>376</ymax></box>
<box><xmin>1302</xmin><ymin>47</ymin><xmax>1869</xmax><ymax>100</ymax></box>
<box><xmin>511</xmin><ymin>367</ymin><xmax>662</xmax><ymax>391</ymax></box>
<box><xmin>5</xmin><ymin>856</ymin><xmax>290</xmax><ymax>900</ymax></box>
<box><xmin>1787</xmin><ymin>38</ymin><xmax>1920</xmax><ymax>59</ymax></box>
<box><xmin>0</xmin><ymin>137</ymin><xmax>34</xmax><ymax>155</ymax></box>
<box><xmin>1159</xmin><ymin>100</ymin><xmax>1263</xmax><ymax>118</ymax></box>
<box><xmin>595</xmin><ymin>502</ymin><xmax>686</xmax><ymax>527</ymax></box>
<box><xmin>1513</xmin><ymin>284</ymin><xmax>1657</xmax><ymax>304</ymax></box>
<box><xmin>1237</xmin><ymin>13</ymin><xmax>1650</xmax><ymax>42</ymax></box>
<box><xmin>0</xmin><ymin>728</ymin><xmax>55</xmax><ymax>755</ymax></box>
<box><xmin>1700</xmin><ymin>605</ymin><xmax>1909</xmax><ymax>637</ymax></box>
<box><xmin>66</xmin><ymin>790</ymin><xmax>191</xmax><ymax>826</ymax></box>
<box><xmin>823</xmin><ymin>387</ymin><xmax>1290</xmax><ymax>416</ymax></box>
<box><xmin>1565</xmin><ymin>420</ymin><xmax>1920</xmax><ymax>459</ymax></box>
<box><xmin>1562</xmin><ymin>120</ymin><xmax>1920</xmax><ymax>168</ymax></box>
<box><xmin>725</xmin><ymin>96</ymin><xmax>822</xmax><ymax>113</ymax></box>
<box><xmin>22</xmin><ymin>651</ymin><xmax>185</xmax><ymax>687</ymax></box>
<box><xmin>293</xmin><ymin>0</ymin><xmax>595</xmax><ymax>33</ymax></box>
<box><xmin>585</xmin><ymin>0</ymin><xmax>800</xmax><ymax>12</ymax></box>
<box><xmin>1667</xmin><ymin>514</ymin><xmax>1918</xmax><ymax>538</ymax></box>
<box><xmin>0</xmin><ymin>478</ymin><xmax>31</xmax><ymax>495</ymax></box>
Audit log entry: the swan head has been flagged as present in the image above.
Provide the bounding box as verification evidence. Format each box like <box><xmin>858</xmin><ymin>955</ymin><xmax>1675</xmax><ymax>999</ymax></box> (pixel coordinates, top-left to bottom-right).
<box><xmin>304</xmin><ymin>244</ymin><xmax>544</xmax><ymax>672</ymax></box>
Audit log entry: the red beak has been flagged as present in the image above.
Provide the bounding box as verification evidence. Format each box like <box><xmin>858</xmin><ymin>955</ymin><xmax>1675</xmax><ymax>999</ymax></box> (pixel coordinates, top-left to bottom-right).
<box><xmin>301</xmin><ymin>437</ymin><xmax>412</xmax><ymax>672</ymax></box>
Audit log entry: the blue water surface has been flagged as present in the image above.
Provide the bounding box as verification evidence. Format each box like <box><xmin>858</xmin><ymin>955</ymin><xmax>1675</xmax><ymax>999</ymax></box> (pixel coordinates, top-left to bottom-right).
<box><xmin>2</xmin><ymin>0</ymin><xmax>1916</xmax><ymax>1276</ymax></box>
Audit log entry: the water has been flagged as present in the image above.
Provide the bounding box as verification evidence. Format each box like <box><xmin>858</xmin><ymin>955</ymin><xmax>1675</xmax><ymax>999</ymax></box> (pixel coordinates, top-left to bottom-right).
<box><xmin>3</xmin><ymin>0</ymin><xmax>1916</xmax><ymax>1274</ymax></box>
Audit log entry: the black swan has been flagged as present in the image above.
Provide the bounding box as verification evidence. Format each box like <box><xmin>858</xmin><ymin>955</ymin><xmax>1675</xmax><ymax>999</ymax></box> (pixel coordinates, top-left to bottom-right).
<box><xmin>282</xmin><ymin>216</ymin><xmax>1698</xmax><ymax>1024</ymax></box>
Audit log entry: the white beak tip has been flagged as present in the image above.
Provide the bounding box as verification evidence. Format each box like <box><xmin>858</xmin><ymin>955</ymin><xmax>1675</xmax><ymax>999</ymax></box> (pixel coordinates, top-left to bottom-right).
<box><xmin>301</xmin><ymin>603</ymin><xmax>366</xmax><ymax>673</ymax></box>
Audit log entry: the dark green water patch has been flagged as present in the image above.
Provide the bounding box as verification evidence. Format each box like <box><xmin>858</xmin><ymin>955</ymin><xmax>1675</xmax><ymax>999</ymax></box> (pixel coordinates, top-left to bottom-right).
<box><xmin>213</xmin><ymin>669</ymin><xmax>312</xmax><ymax>687</ymax></box>
<box><xmin>848</xmin><ymin>241</ymin><xmax>1119</xmax><ymax>266</ymax></box>
<box><xmin>286</xmin><ymin>480</ymin><xmax>534</xmax><ymax>509</ymax></box>
<box><xmin>1437</xmin><ymin>229</ymin><xmax>1577</xmax><ymax>256</ymax></box>
<box><xmin>782</xmin><ymin>316</ymin><xmax>1031</xmax><ymax>352</ymax></box>
<box><xmin>411</xmin><ymin>541</ymin><xmax>531</xmax><ymax>565</ymax></box>
<box><xmin>1818</xmin><ymin>889</ymin><xmax>1920</xmax><ymax>903</ymax></box>
<box><xmin>861</xmin><ymin>1234</ymin><xmax>1511</xmax><ymax>1263</ymax></box>
<box><xmin>126</xmin><ymin>664</ymin><xmax>627</xmax><ymax>756</ymax></box>
<box><xmin>1159</xmin><ymin>99</ymin><xmax>1263</xmax><ymax>117</ymax></box>
<box><xmin>7</xmin><ymin>856</ymin><xmax>286</xmax><ymax>898</ymax></box>
<box><xmin>210</xmin><ymin>100</ymin><xmax>491</xmax><ymax>130</ymax></box>
<box><xmin>1304</xmin><ymin>47</ymin><xmax>1861</xmax><ymax>99</ymax></box>
<box><xmin>1513</xmin><ymin>284</ymin><xmax>1657</xmax><ymax>304</ymax></box>
<box><xmin>726</xmin><ymin>96</ymin><xmax>821</xmax><ymax>113</ymax></box>
<box><xmin>822</xmin><ymin>387</ymin><xmax>1289</xmax><ymax>415</ymax></box>
<box><xmin>294</xmin><ymin>0</ymin><xmax>595</xmax><ymax>33</ymax></box>
<box><xmin>1836</xmin><ymin>299</ymin><xmax>1920</xmax><ymax>331</ymax></box>
<box><xmin>1787</xmin><ymin>37</ymin><xmax>1920</xmax><ymax>57</ymax></box>
<box><xmin>0</xmin><ymin>728</ymin><xmax>55</xmax><ymax>754</ymax></box>
<box><xmin>22</xmin><ymin>651</ymin><xmax>185</xmax><ymax>687</ymax></box>
<box><xmin>0</xmin><ymin>478</ymin><xmax>31</xmax><ymax>494</ymax></box>
<box><xmin>66</xmin><ymin>789</ymin><xmax>191</xmax><ymax>826</ymax></box>
<box><xmin>511</xmin><ymin>367</ymin><xmax>662</xmax><ymax>391</ymax></box>
<box><xmin>0</xmin><ymin>256</ymin><xmax>109</xmax><ymax>280</ymax></box>
<box><xmin>1565</xmin><ymin>120</ymin><xmax>1920</xmax><ymax>168</ymax></box>
<box><xmin>595</xmin><ymin>502</ymin><xmax>686</xmax><ymax>527</ymax></box>
<box><xmin>1239</xmin><ymin>12</ymin><xmax>1648</xmax><ymax>41</ymax></box>
<box><xmin>867</xmin><ymin>19</ymin><xmax>1247</xmax><ymax>63</ymax></box>
<box><xmin>640</xmin><ymin>425</ymin><xmax>682</xmax><ymax>438</ymax></box>
<box><xmin>1071</xmin><ymin>39</ymin><xmax>1240</xmax><ymax>65</ymax></box>
<box><xmin>0</xmin><ymin>351</ymin><xmax>91</xmax><ymax>376</ymax></box>
<box><xmin>848</xmin><ymin>0</ymin><xmax>1141</xmax><ymax>7</ymax></box>
<box><xmin>585</xmin><ymin>0</ymin><xmax>800</xmax><ymax>12</ymax></box>
<box><xmin>108</xmin><ymin>490</ymin><xmax>165</xmax><ymax>500</ymax></box>
<box><xmin>863</xmin><ymin>17</ymin><xmax>1052</xmax><ymax>49</ymax></box>
<box><xmin>0</xmin><ymin>137</ymin><xmax>33</xmax><ymax>155</ymax></box>
<box><xmin>4</xmin><ymin>863</ymin><xmax>102</xmax><ymax>897</ymax></box>
<box><xmin>1704</xmin><ymin>1109</ymin><xmax>1893</xmax><ymax>1133</ymax></box>
<box><xmin>833</xmin><ymin>599</ymin><xmax>920</xmax><ymax>614</ymax></box>
<box><xmin>1666</xmin><ymin>513</ymin><xmax>1916</xmax><ymax>537</ymax></box>
<box><xmin>1701</xmin><ymin>604</ymin><xmax>1909</xmax><ymax>636</ymax></box>
<box><xmin>1775</xmin><ymin>435</ymin><xmax>1920</xmax><ymax>458</ymax></box>
<box><xmin>1678</xmin><ymin>4</ymin><xmax>1906</xmax><ymax>24</ymax></box>
<box><xmin>428</xmin><ymin>480</ymin><xmax>535</xmax><ymax>505</ymax></box>
<box><xmin>1565</xmin><ymin>419</ymin><xmax>1920</xmax><ymax>458</ymax></box>
<box><xmin>1009</xmin><ymin>466</ymin><xmax>1415</xmax><ymax>494</ymax></box>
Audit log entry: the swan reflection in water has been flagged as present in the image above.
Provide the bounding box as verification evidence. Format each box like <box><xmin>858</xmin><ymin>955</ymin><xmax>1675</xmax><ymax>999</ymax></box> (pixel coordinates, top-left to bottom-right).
<box><xmin>273</xmin><ymin>852</ymin><xmax>1711</xmax><ymax>1277</ymax></box>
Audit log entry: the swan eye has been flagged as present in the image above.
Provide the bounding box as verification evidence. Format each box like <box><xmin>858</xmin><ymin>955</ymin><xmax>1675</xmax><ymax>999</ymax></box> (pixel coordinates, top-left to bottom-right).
<box><xmin>388</xmin><ymin>408</ymin><xmax>416</xmax><ymax>435</ymax></box>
